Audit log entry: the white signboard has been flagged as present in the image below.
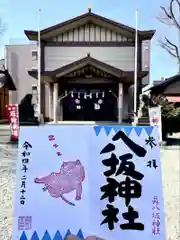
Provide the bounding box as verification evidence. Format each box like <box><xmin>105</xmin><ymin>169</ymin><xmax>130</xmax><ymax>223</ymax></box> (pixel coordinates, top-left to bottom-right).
<box><xmin>149</xmin><ymin>106</ymin><xmax>162</xmax><ymax>143</ymax></box>
<box><xmin>13</xmin><ymin>125</ymin><xmax>165</xmax><ymax>240</ymax></box>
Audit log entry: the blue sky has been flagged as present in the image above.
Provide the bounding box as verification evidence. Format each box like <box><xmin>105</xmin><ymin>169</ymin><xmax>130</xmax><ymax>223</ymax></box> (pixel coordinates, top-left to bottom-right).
<box><xmin>0</xmin><ymin>0</ymin><xmax>178</xmax><ymax>82</ymax></box>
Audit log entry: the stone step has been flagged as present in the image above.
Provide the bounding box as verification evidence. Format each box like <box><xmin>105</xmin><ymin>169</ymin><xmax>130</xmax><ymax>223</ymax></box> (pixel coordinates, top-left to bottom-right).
<box><xmin>0</xmin><ymin>125</ymin><xmax>10</xmax><ymax>130</ymax></box>
<box><xmin>0</xmin><ymin>142</ymin><xmax>18</xmax><ymax>149</ymax></box>
<box><xmin>0</xmin><ymin>131</ymin><xmax>11</xmax><ymax>136</ymax></box>
<box><xmin>0</xmin><ymin>125</ymin><xmax>11</xmax><ymax>143</ymax></box>
<box><xmin>0</xmin><ymin>136</ymin><xmax>11</xmax><ymax>144</ymax></box>
<box><xmin>0</xmin><ymin>127</ymin><xmax>10</xmax><ymax>136</ymax></box>
<box><xmin>138</xmin><ymin>116</ymin><xmax>150</xmax><ymax>126</ymax></box>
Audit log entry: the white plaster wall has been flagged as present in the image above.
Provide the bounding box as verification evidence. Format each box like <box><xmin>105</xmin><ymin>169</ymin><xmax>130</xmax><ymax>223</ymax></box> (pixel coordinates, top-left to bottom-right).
<box><xmin>44</xmin><ymin>46</ymin><xmax>135</xmax><ymax>71</ymax></box>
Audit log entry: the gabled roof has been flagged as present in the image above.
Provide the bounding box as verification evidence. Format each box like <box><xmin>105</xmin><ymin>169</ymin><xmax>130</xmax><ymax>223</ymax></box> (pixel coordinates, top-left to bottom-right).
<box><xmin>47</xmin><ymin>55</ymin><xmax>124</xmax><ymax>78</ymax></box>
<box><xmin>150</xmin><ymin>74</ymin><xmax>180</xmax><ymax>93</ymax></box>
<box><xmin>29</xmin><ymin>55</ymin><xmax>148</xmax><ymax>80</ymax></box>
<box><xmin>25</xmin><ymin>10</ymin><xmax>155</xmax><ymax>41</ymax></box>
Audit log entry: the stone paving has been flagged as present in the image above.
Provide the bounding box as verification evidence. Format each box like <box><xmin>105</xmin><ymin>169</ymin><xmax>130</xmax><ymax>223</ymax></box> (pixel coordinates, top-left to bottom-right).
<box><xmin>0</xmin><ymin>135</ymin><xmax>179</xmax><ymax>240</ymax></box>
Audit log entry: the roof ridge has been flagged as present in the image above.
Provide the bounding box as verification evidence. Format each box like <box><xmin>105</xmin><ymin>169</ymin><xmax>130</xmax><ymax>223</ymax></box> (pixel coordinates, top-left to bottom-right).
<box><xmin>24</xmin><ymin>11</ymin><xmax>155</xmax><ymax>41</ymax></box>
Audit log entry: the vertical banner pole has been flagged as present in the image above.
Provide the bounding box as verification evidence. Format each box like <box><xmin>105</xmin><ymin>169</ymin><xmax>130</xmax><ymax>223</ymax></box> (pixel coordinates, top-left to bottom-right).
<box><xmin>133</xmin><ymin>9</ymin><xmax>138</xmax><ymax>125</ymax></box>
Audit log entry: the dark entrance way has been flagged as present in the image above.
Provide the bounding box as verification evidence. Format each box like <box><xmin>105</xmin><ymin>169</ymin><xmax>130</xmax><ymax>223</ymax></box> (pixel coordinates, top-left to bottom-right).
<box><xmin>62</xmin><ymin>84</ymin><xmax>118</xmax><ymax>122</ymax></box>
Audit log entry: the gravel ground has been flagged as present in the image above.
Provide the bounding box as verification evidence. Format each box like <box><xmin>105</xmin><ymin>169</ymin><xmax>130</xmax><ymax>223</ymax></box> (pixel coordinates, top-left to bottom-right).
<box><xmin>160</xmin><ymin>142</ymin><xmax>180</xmax><ymax>240</ymax></box>
<box><xmin>0</xmin><ymin>144</ymin><xmax>17</xmax><ymax>240</ymax></box>
<box><xmin>0</xmin><ymin>137</ymin><xmax>179</xmax><ymax>240</ymax></box>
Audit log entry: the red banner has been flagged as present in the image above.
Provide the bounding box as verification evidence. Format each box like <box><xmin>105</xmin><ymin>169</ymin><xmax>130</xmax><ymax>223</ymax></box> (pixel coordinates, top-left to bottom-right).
<box><xmin>6</xmin><ymin>104</ymin><xmax>19</xmax><ymax>141</ymax></box>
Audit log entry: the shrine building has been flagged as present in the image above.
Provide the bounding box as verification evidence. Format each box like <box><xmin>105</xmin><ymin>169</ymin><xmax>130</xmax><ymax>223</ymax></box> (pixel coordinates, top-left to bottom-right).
<box><xmin>5</xmin><ymin>8</ymin><xmax>155</xmax><ymax>123</ymax></box>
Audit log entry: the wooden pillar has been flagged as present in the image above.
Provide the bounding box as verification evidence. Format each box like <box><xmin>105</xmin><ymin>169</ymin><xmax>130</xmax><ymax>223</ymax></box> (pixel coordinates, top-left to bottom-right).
<box><xmin>44</xmin><ymin>83</ymin><xmax>52</xmax><ymax>121</ymax></box>
<box><xmin>53</xmin><ymin>83</ymin><xmax>58</xmax><ymax>122</ymax></box>
<box><xmin>49</xmin><ymin>84</ymin><xmax>53</xmax><ymax>120</ymax></box>
<box><xmin>117</xmin><ymin>83</ymin><xmax>123</xmax><ymax>123</ymax></box>
<box><xmin>59</xmin><ymin>97</ymin><xmax>63</xmax><ymax>121</ymax></box>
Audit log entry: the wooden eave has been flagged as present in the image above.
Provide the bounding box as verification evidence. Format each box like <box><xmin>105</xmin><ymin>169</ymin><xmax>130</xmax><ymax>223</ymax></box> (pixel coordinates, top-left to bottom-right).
<box><xmin>28</xmin><ymin>56</ymin><xmax>148</xmax><ymax>81</ymax></box>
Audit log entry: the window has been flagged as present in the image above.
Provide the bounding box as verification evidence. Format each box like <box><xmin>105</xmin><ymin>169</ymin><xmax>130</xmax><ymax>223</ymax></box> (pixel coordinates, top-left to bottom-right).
<box><xmin>32</xmin><ymin>50</ymin><xmax>38</xmax><ymax>60</ymax></box>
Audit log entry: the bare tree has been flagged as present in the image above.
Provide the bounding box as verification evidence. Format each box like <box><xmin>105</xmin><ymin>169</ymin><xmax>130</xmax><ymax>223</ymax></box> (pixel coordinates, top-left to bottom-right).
<box><xmin>157</xmin><ymin>0</ymin><xmax>180</xmax><ymax>72</ymax></box>
<box><xmin>0</xmin><ymin>17</ymin><xmax>6</xmax><ymax>37</ymax></box>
